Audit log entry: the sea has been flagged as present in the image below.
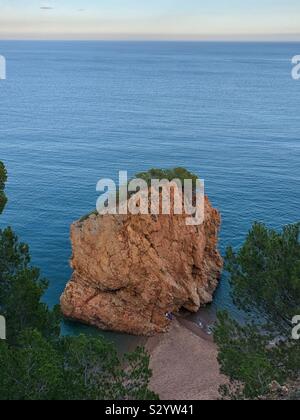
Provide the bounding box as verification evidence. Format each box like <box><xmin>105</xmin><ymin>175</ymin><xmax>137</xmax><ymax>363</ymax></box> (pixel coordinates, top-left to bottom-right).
<box><xmin>0</xmin><ymin>41</ymin><xmax>299</xmax><ymax>350</ymax></box>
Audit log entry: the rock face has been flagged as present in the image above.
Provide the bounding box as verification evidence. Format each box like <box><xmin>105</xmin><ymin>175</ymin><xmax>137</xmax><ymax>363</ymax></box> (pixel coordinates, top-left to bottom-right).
<box><xmin>61</xmin><ymin>196</ymin><xmax>222</xmax><ymax>336</ymax></box>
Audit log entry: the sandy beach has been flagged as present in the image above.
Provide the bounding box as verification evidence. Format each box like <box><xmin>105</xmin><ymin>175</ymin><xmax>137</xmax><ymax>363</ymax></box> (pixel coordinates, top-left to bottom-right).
<box><xmin>146</xmin><ymin>319</ymin><xmax>225</xmax><ymax>400</ymax></box>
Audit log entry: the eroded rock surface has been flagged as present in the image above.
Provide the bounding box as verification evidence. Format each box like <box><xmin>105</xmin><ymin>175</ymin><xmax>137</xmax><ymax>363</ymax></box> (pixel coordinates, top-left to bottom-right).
<box><xmin>61</xmin><ymin>196</ymin><xmax>222</xmax><ymax>336</ymax></box>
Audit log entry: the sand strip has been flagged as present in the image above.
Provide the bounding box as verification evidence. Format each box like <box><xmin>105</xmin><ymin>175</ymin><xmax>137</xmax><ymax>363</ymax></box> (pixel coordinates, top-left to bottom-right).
<box><xmin>146</xmin><ymin>319</ymin><xmax>225</xmax><ymax>400</ymax></box>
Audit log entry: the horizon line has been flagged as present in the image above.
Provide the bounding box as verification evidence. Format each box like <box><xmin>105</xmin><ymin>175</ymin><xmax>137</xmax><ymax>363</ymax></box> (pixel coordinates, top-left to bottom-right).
<box><xmin>0</xmin><ymin>38</ymin><xmax>300</xmax><ymax>43</ymax></box>
<box><xmin>0</xmin><ymin>33</ymin><xmax>300</xmax><ymax>42</ymax></box>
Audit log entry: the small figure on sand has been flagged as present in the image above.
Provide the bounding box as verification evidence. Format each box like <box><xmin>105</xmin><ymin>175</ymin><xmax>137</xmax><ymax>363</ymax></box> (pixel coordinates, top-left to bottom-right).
<box><xmin>165</xmin><ymin>312</ymin><xmax>174</xmax><ymax>321</ymax></box>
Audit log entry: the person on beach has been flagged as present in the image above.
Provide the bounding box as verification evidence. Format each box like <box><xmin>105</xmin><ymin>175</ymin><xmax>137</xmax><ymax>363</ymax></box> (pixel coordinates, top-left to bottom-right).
<box><xmin>165</xmin><ymin>312</ymin><xmax>174</xmax><ymax>321</ymax></box>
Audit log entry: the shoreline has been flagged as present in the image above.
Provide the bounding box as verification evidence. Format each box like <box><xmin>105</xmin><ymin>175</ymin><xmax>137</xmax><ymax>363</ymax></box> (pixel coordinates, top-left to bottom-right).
<box><xmin>146</xmin><ymin>318</ymin><xmax>225</xmax><ymax>400</ymax></box>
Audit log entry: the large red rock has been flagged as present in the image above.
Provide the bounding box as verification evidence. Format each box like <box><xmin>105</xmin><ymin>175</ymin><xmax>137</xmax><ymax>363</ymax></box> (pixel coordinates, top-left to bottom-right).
<box><xmin>61</xmin><ymin>195</ymin><xmax>222</xmax><ymax>336</ymax></box>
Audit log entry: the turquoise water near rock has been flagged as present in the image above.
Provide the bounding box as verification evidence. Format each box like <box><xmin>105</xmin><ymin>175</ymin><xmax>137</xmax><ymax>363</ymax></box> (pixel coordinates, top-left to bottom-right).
<box><xmin>0</xmin><ymin>41</ymin><xmax>299</xmax><ymax>348</ymax></box>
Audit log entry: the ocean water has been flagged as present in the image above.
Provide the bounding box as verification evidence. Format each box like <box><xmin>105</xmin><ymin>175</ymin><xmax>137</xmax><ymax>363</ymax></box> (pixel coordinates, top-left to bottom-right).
<box><xmin>0</xmin><ymin>41</ymin><xmax>299</xmax><ymax>348</ymax></box>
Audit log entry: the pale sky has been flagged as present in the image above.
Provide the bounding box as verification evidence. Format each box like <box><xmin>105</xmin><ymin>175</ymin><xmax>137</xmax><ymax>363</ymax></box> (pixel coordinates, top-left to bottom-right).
<box><xmin>0</xmin><ymin>0</ymin><xmax>299</xmax><ymax>40</ymax></box>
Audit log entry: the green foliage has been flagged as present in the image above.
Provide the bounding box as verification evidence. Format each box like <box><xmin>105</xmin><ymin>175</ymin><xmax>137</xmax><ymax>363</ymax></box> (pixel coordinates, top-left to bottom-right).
<box><xmin>57</xmin><ymin>336</ymin><xmax>157</xmax><ymax>400</ymax></box>
<box><xmin>215</xmin><ymin>223</ymin><xmax>300</xmax><ymax>400</ymax></box>
<box><xmin>0</xmin><ymin>161</ymin><xmax>7</xmax><ymax>214</ymax></box>
<box><xmin>0</xmin><ymin>332</ymin><xmax>157</xmax><ymax>401</ymax></box>
<box><xmin>81</xmin><ymin>167</ymin><xmax>199</xmax><ymax>222</ymax></box>
<box><xmin>135</xmin><ymin>167</ymin><xmax>199</xmax><ymax>189</ymax></box>
<box><xmin>57</xmin><ymin>334</ymin><xmax>122</xmax><ymax>400</ymax></box>
<box><xmin>0</xmin><ymin>161</ymin><xmax>157</xmax><ymax>401</ymax></box>
<box><xmin>226</xmin><ymin>222</ymin><xmax>300</xmax><ymax>334</ymax></box>
<box><xmin>122</xmin><ymin>347</ymin><xmax>158</xmax><ymax>400</ymax></box>
<box><xmin>0</xmin><ymin>227</ymin><xmax>61</xmax><ymax>345</ymax></box>
<box><xmin>0</xmin><ymin>330</ymin><xmax>62</xmax><ymax>400</ymax></box>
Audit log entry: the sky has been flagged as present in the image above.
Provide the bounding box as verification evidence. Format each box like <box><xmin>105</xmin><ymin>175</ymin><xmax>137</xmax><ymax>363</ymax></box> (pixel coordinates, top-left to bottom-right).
<box><xmin>0</xmin><ymin>0</ymin><xmax>299</xmax><ymax>40</ymax></box>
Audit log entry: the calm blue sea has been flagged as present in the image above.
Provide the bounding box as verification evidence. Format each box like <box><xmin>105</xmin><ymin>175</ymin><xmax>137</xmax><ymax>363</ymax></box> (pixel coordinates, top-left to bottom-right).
<box><xmin>0</xmin><ymin>41</ymin><xmax>299</xmax><ymax>348</ymax></box>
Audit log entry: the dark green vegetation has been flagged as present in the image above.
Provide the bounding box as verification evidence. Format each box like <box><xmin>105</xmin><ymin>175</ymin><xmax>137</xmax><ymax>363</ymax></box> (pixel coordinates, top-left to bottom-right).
<box><xmin>81</xmin><ymin>167</ymin><xmax>199</xmax><ymax>222</ymax></box>
<box><xmin>79</xmin><ymin>209</ymin><xmax>98</xmax><ymax>223</ymax></box>
<box><xmin>135</xmin><ymin>167</ymin><xmax>199</xmax><ymax>189</ymax></box>
<box><xmin>215</xmin><ymin>223</ymin><xmax>300</xmax><ymax>400</ymax></box>
<box><xmin>0</xmin><ymin>161</ymin><xmax>7</xmax><ymax>215</ymax></box>
<box><xmin>0</xmin><ymin>162</ymin><xmax>157</xmax><ymax>401</ymax></box>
